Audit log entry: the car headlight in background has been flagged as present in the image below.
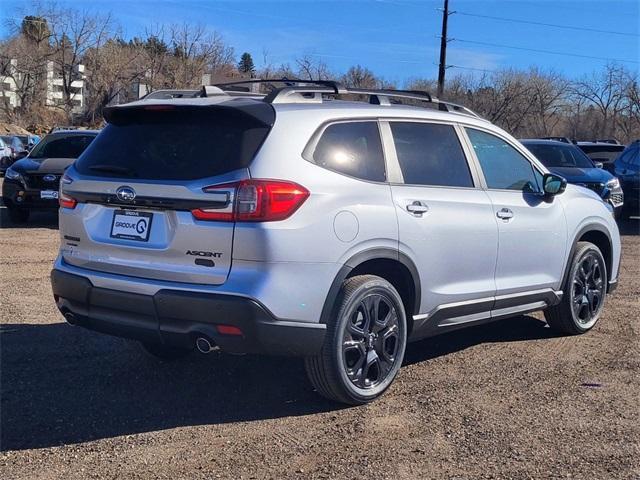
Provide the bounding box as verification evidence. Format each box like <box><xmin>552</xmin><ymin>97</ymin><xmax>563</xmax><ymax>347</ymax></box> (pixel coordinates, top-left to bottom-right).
<box><xmin>5</xmin><ymin>167</ymin><xmax>22</xmax><ymax>182</ymax></box>
<box><xmin>606</xmin><ymin>178</ymin><xmax>620</xmax><ymax>190</ymax></box>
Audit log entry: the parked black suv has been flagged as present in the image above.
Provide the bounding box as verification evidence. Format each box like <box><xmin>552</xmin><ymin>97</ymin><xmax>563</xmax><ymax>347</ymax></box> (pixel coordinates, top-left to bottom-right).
<box><xmin>613</xmin><ymin>140</ymin><xmax>639</xmax><ymax>219</ymax></box>
<box><xmin>2</xmin><ymin>130</ymin><xmax>98</xmax><ymax>223</ymax></box>
<box><xmin>577</xmin><ymin>142</ymin><xmax>626</xmax><ymax>171</ymax></box>
<box><xmin>521</xmin><ymin>139</ymin><xmax>624</xmax><ymax>216</ymax></box>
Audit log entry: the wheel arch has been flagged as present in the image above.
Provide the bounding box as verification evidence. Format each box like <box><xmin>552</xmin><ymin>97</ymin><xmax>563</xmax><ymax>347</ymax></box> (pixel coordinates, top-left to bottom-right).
<box><xmin>562</xmin><ymin>223</ymin><xmax>614</xmax><ymax>292</ymax></box>
<box><xmin>320</xmin><ymin>248</ymin><xmax>421</xmax><ymax>334</ymax></box>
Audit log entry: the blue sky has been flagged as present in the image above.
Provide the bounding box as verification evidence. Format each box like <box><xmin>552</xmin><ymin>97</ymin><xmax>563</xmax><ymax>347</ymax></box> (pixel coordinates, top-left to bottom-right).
<box><xmin>2</xmin><ymin>0</ymin><xmax>638</xmax><ymax>85</ymax></box>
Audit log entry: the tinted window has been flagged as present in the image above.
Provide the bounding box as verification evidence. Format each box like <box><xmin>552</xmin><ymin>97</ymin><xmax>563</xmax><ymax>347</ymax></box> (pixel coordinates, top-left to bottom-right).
<box><xmin>617</xmin><ymin>144</ymin><xmax>639</xmax><ymax>167</ymax></box>
<box><xmin>579</xmin><ymin>144</ymin><xmax>624</xmax><ymax>162</ymax></box>
<box><xmin>391</xmin><ymin>122</ymin><xmax>473</xmax><ymax>187</ymax></box>
<box><xmin>466</xmin><ymin>129</ymin><xmax>540</xmax><ymax>192</ymax></box>
<box><xmin>76</xmin><ymin>109</ymin><xmax>270</xmax><ymax>180</ymax></box>
<box><xmin>29</xmin><ymin>134</ymin><xmax>96</xmax><ymax>159</ymax></box>
<box><xmin>310</xmin><ymin>121</ymin><xmax>386</xmax><ymax>182</ymax></box>
<box><xmin>523</xmin><ymin>143</ymin><xmax>593</xmax><ymax>169</ymax></box>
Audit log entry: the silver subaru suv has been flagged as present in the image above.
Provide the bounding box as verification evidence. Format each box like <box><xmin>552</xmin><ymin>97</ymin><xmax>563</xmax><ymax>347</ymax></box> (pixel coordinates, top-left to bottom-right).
<box><xmin>51</xmin><ymin>80</ymin><xmax>621</xmax><ymax>405</ymax></box>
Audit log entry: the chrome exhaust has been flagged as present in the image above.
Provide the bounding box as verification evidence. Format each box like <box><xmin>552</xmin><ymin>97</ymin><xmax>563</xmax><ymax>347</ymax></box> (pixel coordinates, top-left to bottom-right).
<box><xmin>195</xmin><ymin>337</ymin><xmax>218</xmax><ymax>354</ymax></box>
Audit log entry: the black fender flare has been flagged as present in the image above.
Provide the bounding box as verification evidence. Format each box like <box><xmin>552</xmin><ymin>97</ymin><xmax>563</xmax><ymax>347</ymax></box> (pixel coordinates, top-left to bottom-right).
<box><xmin>319</xmin><ymin>248</ymin><xmax>421</xmax><ymax>325</ymax></box>
<box><xmin>560</xmin><ymin>223</ymin><xmax>614</xmax><ymax>291</ymax></box>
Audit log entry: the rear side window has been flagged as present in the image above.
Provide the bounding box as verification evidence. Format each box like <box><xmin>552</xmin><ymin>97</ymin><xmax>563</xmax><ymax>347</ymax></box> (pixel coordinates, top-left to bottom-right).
<box><xmin>466</xmin><ymin>128</ymin><xmax>541</xmax><ymax>193</ymax></box>
<box><xmin>308</xmin><ymin>121</ymin><xmax>386</xmax><ymax>182</ymax></box>
<box><xmin>391</xmin><ymin>122</ymin><xmax>473</xmax><ymax>187</ymax></box>
<box><xmin>29</xmin><ymin>134</ymin><xmax>96</xmax><ymax>159</ymax></box>
<box><xmin>75</xmin><ymin>109</ymin><xmax>271</xmax><ymax>180</ymax></box>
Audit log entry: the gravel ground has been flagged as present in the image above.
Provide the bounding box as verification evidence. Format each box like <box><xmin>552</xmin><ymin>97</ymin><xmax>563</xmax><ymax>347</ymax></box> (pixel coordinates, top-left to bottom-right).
<box><xmin>1</xmin><ymin>186</ymin><xmax>639</xmax><ymax>479</ymax></box>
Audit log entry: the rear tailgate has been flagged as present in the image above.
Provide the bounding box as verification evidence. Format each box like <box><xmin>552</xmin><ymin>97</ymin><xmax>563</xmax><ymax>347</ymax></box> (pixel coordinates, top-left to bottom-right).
<box><xmin>60</xmin><ymin>100</ymin><xmax>274</xmax><ymax>285</ymax></box>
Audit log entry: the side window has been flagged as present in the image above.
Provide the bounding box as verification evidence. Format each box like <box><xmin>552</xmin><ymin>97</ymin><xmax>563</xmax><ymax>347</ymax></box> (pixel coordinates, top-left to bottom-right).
<box><xmin>618</xmin><ymin>146</ymin><xmax>639</xmax><ymax>167</ymax></box>
<box><xmin>390</xmin><ymin>122</ymin><xmax>474</xmax><ymax>188</ymax></box>
<box><xmin>466</xmin><ymin>128</ymin><xmax>541</xmax><ymax>193</ymax></box>
<box><xmin>310</xmin><ymin>121</ymin><xmax>386</xmax><ymax>182</ymax></box>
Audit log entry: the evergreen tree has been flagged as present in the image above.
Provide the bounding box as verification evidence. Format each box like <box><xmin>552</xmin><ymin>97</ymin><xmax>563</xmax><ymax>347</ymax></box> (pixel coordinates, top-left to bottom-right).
<box><xmin>238</xmin><ymin>52</ymin><xmax>255</xmax><ymax>77</ymax></box>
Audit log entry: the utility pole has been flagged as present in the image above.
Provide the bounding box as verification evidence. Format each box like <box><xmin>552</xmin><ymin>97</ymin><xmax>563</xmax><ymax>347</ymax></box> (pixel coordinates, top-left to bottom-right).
<box><xmin>437</xmin><ymin>0</ymin><xmax>450</xmax><ymax>98</ymax></box>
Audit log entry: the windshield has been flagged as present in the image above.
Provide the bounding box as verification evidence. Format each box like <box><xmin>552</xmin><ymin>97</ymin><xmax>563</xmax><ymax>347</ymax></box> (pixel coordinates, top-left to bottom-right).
<box><xmin>524</xmin><ymin>143</ymin><xmax>594</xmax><ymax>169</ymax></box>
<box><xmin>29</xmin><ymin>134</ymin><xmax>96</xmax><ymax>159</ymax></box>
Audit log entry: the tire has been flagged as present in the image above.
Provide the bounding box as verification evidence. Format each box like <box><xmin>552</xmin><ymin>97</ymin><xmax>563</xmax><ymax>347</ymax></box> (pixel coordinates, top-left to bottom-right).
<box><xmin>140</xmin><ymin>342</ymin><xmax>193</xmax><ymax>361</ymax></box>
<box><xmin>544</xmin><ymin>241</ymin><xmax>607</xmax><ymax>335</ymax></box>
<box><xmin>7</xmin><ymin>206</ymin><xmax>30</xmax><ymax>224</ymax></box>
<box><xmin>305</xmin><ymin>274</ymin><xmax>407</xmax><ymax>405</ymax></box>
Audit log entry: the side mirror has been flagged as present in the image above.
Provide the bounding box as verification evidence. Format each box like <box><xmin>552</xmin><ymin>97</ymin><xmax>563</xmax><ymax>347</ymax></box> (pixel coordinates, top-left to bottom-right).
<box><xmin>543</xmin><ymin>173</ymin><xmax>567</xmax><ymax>197</ymax></box>
<box><xmin>594</xmin><ymin>162</ymin><xmax>604</xmax><ymax>169</ymax></box>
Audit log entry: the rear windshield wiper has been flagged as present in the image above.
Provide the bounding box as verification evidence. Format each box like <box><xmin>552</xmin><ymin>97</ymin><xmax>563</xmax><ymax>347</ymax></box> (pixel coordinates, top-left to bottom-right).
<box><xmin>88</xmin><ymin>164</ymin><xmax>137</xmax><ymax>177</ymax></box>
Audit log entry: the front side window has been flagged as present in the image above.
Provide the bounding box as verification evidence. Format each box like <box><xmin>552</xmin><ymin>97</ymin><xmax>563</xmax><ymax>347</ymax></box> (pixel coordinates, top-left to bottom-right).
<box><xmin>309</xmin><ymin>121</ymin><xmax>386</xmax><ymax>182</ymax></box>
<box><xmin>466</xmin><ymin>128</ymin><xmax>540</xmax><ymax>193</ymax></box>
<box><xmin>390</xmin><ymin>122</ymin><xmax>473</xmax><ymax>187</ymax></box>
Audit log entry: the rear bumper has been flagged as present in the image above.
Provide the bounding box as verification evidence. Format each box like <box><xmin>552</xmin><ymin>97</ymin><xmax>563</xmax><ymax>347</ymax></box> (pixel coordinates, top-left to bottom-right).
<box><xmin>51</xmin><ymin>269</ymin><xmax>326</xmax><ymax>356</ymax></box>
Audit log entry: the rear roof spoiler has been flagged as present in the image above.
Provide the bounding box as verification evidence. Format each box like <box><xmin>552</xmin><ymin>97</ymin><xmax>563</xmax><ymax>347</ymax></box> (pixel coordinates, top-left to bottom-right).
<box><xmin>103</xmin><ymin>100</ymin><xmax>275</xmax><ymax>127</ymax></box>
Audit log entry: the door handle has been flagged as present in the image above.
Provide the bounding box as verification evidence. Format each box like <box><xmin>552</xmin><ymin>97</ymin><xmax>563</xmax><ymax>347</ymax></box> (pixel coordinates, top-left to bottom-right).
<box><xmin>406</xmin><ymin>201</ymin><xmax>429</xmax><ymax>215</ymax></box>
<box><xmin>496</xmin><ymin>208</ymin><xmax>514</xmax><ymax>220</ymax></box>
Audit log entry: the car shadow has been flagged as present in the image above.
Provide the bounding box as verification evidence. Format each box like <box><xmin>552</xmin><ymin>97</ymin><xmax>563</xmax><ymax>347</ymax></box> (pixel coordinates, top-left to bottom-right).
<box><xmin>0</xmin><ymin>205</ymin><xmax>59</xmax><ymax>229</ymax></box>
<box><xmin>1</xmin><ymin>314</ymin><xmax>555</xmax><ymax>451</ymax></box>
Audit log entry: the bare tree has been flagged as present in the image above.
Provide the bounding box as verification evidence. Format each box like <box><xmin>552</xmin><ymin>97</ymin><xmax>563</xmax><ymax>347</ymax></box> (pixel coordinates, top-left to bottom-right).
<box><xmin>571</xmin><ymin>64</ymin><xmax>630</xmax><ymax>140</ymax></box>
<box><xmin>41</xmin><ymin>5</ymin><xmax>114</xmax><ymax>121</ymax></box>
<box><xmin>0</xmin><ymin>15</ymin><xmax>53</xmax><ymax>124</ymax></box>
<box><xmin>342</xmin><ymin>65</ymin><xmax>378</xmax><ymax>89</ymax></box>
<box><xmin>82</xmin><ymin>38</ymin><xmax>147</xmax><ymax>124</ymax></box>
<box><xmin>295</xmin><ymin>55</ymin><xmax>332</xmax><ymax>81</ymax></box>
<box><xmin>524</xmin><ymin>68</ymin><xmax>568</xmax><ymax>137</ymax></box>
<box><xmin>166</xmin><ymin>23</ymin><xmax>234</xmax><ymax>88</ymax></box>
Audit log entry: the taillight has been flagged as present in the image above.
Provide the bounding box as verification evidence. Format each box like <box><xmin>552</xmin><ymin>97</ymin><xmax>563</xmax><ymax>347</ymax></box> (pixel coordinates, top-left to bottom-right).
<box><xmin>59</xmin><ymin>192</ymin><xmax>77</xmax><ymax>209</ymax></box>
<box><xmin>192</xmin><ymin>179</ymin><xmax>309</xmax><ymax>222</ymax></box>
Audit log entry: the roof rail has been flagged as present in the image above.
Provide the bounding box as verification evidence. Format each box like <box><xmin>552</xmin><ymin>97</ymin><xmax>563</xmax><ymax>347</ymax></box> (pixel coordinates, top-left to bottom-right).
<box><xmin>212</xmin><ymin>78</ymin><xmax>480</xmax><ymax>117</ymax></box>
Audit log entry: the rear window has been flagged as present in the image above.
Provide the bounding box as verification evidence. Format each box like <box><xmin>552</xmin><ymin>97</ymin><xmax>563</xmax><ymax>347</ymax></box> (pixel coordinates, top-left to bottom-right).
<box><xmin>75</xmin><ymin>108</ymin><xmax>271</xmax><ymax>180</ymax></box>
<box><xmin>307</xmin><ymin>121</ymin><xmax>386</xmax><ymax>182</ymax></box>
<box><xmin>29</xmin><ymin>134</ymin><xmax>96</xmax><ymax>159</ymax></box>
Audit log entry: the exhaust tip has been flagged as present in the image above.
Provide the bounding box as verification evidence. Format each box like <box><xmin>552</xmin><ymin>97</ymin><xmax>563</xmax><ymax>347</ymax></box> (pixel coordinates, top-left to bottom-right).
<box><xmin>196</xmin><ymin>337</ymin><xmax>217</xmax><ymax>354</ymax></box>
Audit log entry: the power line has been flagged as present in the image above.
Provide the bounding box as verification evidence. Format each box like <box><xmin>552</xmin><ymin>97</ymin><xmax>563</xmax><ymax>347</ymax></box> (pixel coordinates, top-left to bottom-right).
<box><xmin>456</xmin><ymin>11</ymin><xmax>639</xmax><ymax>38</ymax></box>
<box><xmin>454</xmin><ymin>38</ymin><xmax>639</xmax><ymax>64</ymax></box>
<box><xmin>449</xmin><ymin>64</ymin><xmax>497</xmax><ymax>74</ymax></box>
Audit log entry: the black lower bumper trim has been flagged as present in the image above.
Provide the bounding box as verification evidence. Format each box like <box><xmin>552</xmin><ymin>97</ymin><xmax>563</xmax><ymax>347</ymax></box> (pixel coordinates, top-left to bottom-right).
<box><xmin>51</xmin><ymin>269</ymin><xmax>325</xmax><ymax>356</ymax></box>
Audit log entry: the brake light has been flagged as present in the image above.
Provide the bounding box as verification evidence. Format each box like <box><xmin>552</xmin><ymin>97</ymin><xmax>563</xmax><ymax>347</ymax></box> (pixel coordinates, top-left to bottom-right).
<box><xmin>192</xmin><ymin>179</ymin><xmax>309</xmax><ymax>222</ymax></box>
<box><xmin>59</xmin><ymin>192</ymin><xmax>77</xmax><ymax>209</ymax></box>
<box><xmin>142</xmin><ymin>105</ymin><xmax>176</xmax><ymax>111</ymax></box>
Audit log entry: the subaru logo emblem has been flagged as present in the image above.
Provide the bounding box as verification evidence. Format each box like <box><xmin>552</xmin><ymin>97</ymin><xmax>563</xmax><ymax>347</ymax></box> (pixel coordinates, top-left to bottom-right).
<box><xmin>43</xmin><ymin>174</ymin><xmax>57</xmax><ymax>182</ymax></box>
<box><xmin>116</xmin><ymin>186</ymin><xmax>136</xmax><ymax>202</ymax></box>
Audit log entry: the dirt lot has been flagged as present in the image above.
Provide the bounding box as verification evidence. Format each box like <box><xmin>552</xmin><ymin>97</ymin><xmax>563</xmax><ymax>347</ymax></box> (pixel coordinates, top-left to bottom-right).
<box><xmin>1</xmin><ymin>189</ymin><xmax>639</xmax><ymax>479</ymax></box>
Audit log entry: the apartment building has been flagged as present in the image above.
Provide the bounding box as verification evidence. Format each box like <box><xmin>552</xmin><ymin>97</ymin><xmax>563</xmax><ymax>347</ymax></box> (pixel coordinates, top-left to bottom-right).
<box><xmin>0</xmin><ymin>59</ymin><xmax>86</xmax><ymax>115</ymax></box>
